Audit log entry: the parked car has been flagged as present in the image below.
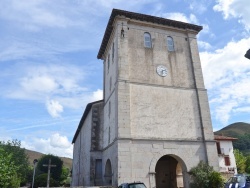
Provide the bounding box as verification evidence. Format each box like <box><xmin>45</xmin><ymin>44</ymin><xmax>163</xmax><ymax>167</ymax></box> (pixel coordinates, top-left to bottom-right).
<box><xmin>224</xmin><ymin>174</ymin><xmax>250</xmax><ymax>188</ymax></box>
<box><xmin>118</xmin><ymin>182</ymin><xmax>147</xmax><ymax>188</ymax></box>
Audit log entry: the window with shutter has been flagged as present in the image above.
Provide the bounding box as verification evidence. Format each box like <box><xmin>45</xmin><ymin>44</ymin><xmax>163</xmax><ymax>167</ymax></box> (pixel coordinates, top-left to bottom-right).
<box><xmin>224</xmin><ymin>156</ymin><xmax>230</xmax><ymax>166</ymax></box>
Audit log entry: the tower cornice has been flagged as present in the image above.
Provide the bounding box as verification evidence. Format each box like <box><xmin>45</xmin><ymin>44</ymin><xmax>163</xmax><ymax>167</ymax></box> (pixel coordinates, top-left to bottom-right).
<box><xmin>97</xmin><ymin>8</ymin><xmax>203</xmax><ymax>59</ymax></box>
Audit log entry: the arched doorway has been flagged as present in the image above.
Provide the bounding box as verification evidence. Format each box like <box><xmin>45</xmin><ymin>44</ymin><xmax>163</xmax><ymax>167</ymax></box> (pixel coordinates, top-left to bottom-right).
<box><xmin>104</xmin><ymin>159</ymin><xmax>112</xmax><ymax>185</ymax></box>
<box><xmin>155</xmin><ymin>155</ymin><xmax>184</xmax><ymax>188</ymax></box>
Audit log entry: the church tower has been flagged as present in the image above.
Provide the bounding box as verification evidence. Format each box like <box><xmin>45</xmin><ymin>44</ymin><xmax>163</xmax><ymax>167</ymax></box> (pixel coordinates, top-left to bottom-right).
<box><xmin>97</xmin><ymin>9</ymin><xmax>218</xmax><ymax>188</ymax></box>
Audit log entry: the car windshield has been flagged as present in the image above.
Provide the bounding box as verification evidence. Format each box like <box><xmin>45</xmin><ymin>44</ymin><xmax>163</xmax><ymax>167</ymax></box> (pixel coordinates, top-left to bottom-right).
<box><xmin>129</xmin><ymin>183</ymin><xmax>146</xmax><ymax>188</ymax></box>
<box><xmin>227</xmin><ymin>176</ymin><xmax>245</xmax><ymax>183</ymax></box>
<box><xmin>246</xmin><ymin>176</ymin><xmax>250</xmax><ymax>182</ymax></box>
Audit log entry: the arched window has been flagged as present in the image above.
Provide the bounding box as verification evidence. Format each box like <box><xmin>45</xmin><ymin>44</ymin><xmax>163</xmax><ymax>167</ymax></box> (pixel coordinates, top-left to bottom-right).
<box><xmin>144</xmin><ymin>32</ymin><xmax>152</xmax><ymax>48</ymax></box>
<box><xmin>104</xmin><ymin>159</ymin><xmax>112</xmax><ymax>185</ymax></box>
<box><xmin>167</xmin><ymin>36</ymin><xmax>174</xmax><ymax>51</ymax></box>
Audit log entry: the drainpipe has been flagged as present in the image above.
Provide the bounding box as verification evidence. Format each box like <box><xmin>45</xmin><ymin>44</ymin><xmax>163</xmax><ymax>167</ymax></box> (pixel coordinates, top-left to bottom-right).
<box><xmin>186</xmin><ymin>30</ymin><xmax>209</xmax><ymax>163</ymax></box>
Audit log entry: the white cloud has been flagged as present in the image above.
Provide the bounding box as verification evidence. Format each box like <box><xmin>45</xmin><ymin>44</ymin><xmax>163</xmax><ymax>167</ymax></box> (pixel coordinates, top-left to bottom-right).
<box><xmin>0</xmin><ymin>0</ymin><xmax>157</xmax><ymax>30</ymax></box>
<box><xmin>188</xmin><ymin>0</ymin><xmax>207</xmax><ymax>14</ymax></box>
<box><xmin>22</xmin><ymin>133</ymin><xmax>73</xmax><ymax>158</ymax></box>
<box><xmin>159</xmin><ymin>11</ymin><xmax>212</xmax><ymax>46</ymax></box>
<box><xmin>213</xmin><ymin>0</ymin><xmax>250</xmax><ymax>30</ymax></box>
<box><xmin>215</xmin><ymin>102</ymin><xmax>238</xmax><ymax>125</ymax></box>
<box><xmin>46</xmin><ymin>100</ymin><xmax>63</xmax><ymax>118</ymax></box>
<box><xmin>0</xmin><ymin>63</ymin><xmax>99</xmax><ymax>117</ymax></box>
<box><xmin>91</xmin><ymin>89</ymin><xmax>103</xmax><ymax>102</ymax></box>
<box><xmin>50</xmin><ymin>133</ymin><xmax>71</xmax><ymax>148</ymax></box>
<box><xmin>160</xmin><ymin>12</ymin><xmax>199</xmax><ymax>24</ymax></box>
<box><xmin>0</xmin><ymin>0</ymin><xmax>87</xmax><ymax>29</ymax></box>
<box><xmin>198</xmin><ymin>41</ymin><xmax>212</xmax><ymax>51</ymax></box>
<box><xmin>201</xmin><ymin>37</ymin><xmax>250</xmax><ymax>125</ymax></box>
<box><xmin>21</xmin><ymin>75</ymin><xmax>58</xmax><ymax>94</ymax></box>
<box><xmin>157</xmin><ymin>11</ymin><xmax>210</xmax><ymax>37</ymax></box>
<box><xmin>201</xmin><ymin>38</ymin><xmax>250</xmax><ymax>89</ymax></box>
<box><xmin>201</xmin><ymin>24</ymin><xmax>210</xmax><ymax>34</ymax></box>
<box><xmin>233</xmin><ymin>107</ymin><xmax>250</xmax><ymax>113</ymax></box>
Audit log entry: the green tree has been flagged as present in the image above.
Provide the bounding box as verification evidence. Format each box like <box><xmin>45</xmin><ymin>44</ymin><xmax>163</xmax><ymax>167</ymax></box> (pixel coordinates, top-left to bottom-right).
<box><xmin>234</xmin><ymin>149</ymin><xmax>247</xmax><ymax>173</ymax></box>
<box><xmin>0</xmin><ymin>140</ymin><xmax>29</xmax><ymax>185</ymax></box>
<box><xmin>245</xmin><ymin>155</ymin><xmax>250</xmax><ymax>173</ymax></box>
<box><xmin>34</xmin><ymin>173</ymin><xmax>59</xmax><ymax>188</ymax></box>
<box><xmin>189</xmin><ymin>161</ymin><xmax>224</xmax><ymax>188</ymax></box>
<box><xmin>0</xmin><ymin>148</ymin><xmax>21</xmax><ymax>188</ymax></box>
<box><xmin>37</xmin><ymin>154</ymin><xmax>63</xmax><ymax>183</ymax></box>
<box><xmin>60</xmin><ymin>166</ymin><xmax>70</xmax><ymax>184</ymax></box>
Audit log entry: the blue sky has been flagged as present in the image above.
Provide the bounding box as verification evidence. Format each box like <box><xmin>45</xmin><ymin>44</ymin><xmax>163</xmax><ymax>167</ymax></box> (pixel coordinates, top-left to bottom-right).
<box><xmin>0</xmin><ymin>0</ymin><xmax>249</xmax><ymax>158</ymax></box>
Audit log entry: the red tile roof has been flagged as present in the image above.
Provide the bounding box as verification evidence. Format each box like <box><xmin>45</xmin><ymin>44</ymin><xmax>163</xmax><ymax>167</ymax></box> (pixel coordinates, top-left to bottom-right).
<box><xmin>214</xmin><ymin>135</ymin><xmax>238</xmax><ymax>141</ymax></box>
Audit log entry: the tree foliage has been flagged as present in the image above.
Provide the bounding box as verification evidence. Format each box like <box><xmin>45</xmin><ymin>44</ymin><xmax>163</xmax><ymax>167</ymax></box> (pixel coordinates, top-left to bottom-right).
<box><xmin>189</xmin><ymin>161</ymin><xmax>224</xmax><ymax>188</ymax></box>
<box><xmin>246</xmin><ymin>155</ymin><xmax>250</xmax><ymax>174</ymax></box>
<box><xmin>34</xmin><ymin>173</ymin><xmax>59</xmax><ymax>188</ymax></box>
<box><xmin>37</xmin><ymin>154</ymin><xmax>63</xmax><ymax>183</ymax></box>
<box><xmin>233</xmin><ymin>134</ymin><xmax>250</xmax><ymax>151</ymax></box>
<box><xmin>0</xmin><ymin>140</ymin><xmax>29</xmax><ymax>185</ymax></box>
<box><xmin>58</xmin><ymin>166</ymin><xmax>71</xmax><ymax>186</ymax></box>
<box><xmin>0</xmin><ymin>148</ymin><xmax>20</xmax><ymax>188</ymax></box>
<box><xmin>234</xmin><ymin>149</ymin><xmax>247</xmax><ymax>173</ymax></box>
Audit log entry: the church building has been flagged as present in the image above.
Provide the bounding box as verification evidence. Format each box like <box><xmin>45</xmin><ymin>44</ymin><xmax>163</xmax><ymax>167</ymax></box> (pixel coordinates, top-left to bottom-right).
<box><xmin>71</xmin><ymin>9</ymin><xmax>219</xmax><ymax>188</ymax></box>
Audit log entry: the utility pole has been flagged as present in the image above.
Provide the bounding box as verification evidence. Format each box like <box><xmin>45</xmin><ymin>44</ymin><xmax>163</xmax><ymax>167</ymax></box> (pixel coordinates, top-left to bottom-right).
<box><xmin>43</xmin><ymin>159</ymin><xmax>56</xmax><ymax>188</ymax></box>
<box><xmin>32</xmin><ymin>159</ymin><xmax>38</xmax><ymax>188</ymax></box>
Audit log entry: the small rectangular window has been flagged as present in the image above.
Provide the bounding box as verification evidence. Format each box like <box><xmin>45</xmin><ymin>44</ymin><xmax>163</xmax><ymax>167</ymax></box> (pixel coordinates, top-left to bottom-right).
<box><xmin>224</xmin><ymin>156</ymin><xmax>230</xmax><ymax>166</ymax></box>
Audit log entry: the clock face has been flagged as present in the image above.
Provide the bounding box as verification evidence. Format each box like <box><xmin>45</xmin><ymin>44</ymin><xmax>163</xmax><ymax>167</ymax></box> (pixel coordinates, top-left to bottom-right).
<box><xmin>156</xmin><ymin>65</ymin><xmax>168</xmax><ymax>77</ymax></box>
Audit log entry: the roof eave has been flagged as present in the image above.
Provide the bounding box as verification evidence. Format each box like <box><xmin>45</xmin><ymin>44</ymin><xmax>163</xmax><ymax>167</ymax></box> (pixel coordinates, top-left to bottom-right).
<box><xmin>72</xmin><ymin>100</ymin><xmax>103</xmax><ymax>144</ymax></box>
<box><xmin>97</xmin><ymin>8</ymin><xmax>203</xmax><ymax>59</ymax></box>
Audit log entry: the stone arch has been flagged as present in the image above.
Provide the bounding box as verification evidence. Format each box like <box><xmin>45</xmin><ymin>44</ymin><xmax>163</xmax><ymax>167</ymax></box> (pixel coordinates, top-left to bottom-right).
<box><xmin>104</xmin><ymin>159</ymin><xmax>112</xmax><ymax>185</ymax></box>
<box><xmin>149</xmin><ymin>153</ymin><xmax>188</xmax><ymax>188</ymax></box>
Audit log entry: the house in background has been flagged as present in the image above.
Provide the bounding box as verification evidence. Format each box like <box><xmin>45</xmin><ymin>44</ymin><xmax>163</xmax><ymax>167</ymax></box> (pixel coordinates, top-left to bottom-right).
<box><xmin>214</xmin><ymin>135</ymin><xmax>238</xmax><ymax>177</ymax></box>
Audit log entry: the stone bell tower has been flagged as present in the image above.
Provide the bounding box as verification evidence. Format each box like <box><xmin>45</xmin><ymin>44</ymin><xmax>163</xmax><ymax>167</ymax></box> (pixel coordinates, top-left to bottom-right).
<box><xmin>97</xmin><ymin>9</ymin><xmax>218</xmax><ymax>188</ymax></box>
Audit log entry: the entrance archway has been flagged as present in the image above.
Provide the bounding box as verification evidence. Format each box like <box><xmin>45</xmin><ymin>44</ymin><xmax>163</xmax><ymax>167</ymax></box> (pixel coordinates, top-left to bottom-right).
<box><xmin>104</xmin><ymin>159</ymin><xmax>112</xmax><ymax>185</ymax></box>
<box><xmin>155</xmin><ymin>155</ymin><xmax>184</xmax><ymax>188</ymax></box>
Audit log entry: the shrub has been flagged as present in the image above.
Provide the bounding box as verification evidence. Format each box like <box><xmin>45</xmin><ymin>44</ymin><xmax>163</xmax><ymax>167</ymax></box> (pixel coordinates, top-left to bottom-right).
<box><xmin>189</xmin><ymin>161</ymin><xmax>224</xmax><ymax>188</ymax></box>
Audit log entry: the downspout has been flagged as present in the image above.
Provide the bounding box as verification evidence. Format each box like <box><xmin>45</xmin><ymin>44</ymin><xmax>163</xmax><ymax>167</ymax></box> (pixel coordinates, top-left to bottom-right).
<box><xmin>186</xmin><ymin>30</ymin><xmax>209</xmax><ymax>163</ymax></box>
